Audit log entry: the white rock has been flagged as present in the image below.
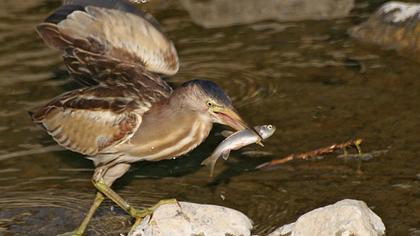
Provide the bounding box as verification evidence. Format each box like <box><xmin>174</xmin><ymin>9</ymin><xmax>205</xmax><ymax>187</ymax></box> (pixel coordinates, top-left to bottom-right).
<box><xmin>129</xmin><ymin>201</ymin><xmax>253</xmax><ymax>236</ymax></box>
<box><xmin>268</xmin><ymin>199</ymin><xmax>385</xmax><ymax>236</ymax></box>
<box><xmin>381</xmin><ymin>1</ymin><xmax>420</xmax><ymax>23</ymax></box>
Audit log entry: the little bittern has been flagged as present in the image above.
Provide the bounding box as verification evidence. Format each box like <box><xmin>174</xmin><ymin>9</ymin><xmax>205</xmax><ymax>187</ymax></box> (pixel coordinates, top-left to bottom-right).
<box><xmin>30</xmin><ymin>0</ymin><xmax>257</xmax><ymax>235</ymax></box>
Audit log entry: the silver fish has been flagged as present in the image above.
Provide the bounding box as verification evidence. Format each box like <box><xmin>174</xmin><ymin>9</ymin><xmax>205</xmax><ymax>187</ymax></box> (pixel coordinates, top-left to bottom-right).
<box><xmin>201</xmin><ymin>124</ymin><xmax>276</xmax><ymax>177</ymax></box>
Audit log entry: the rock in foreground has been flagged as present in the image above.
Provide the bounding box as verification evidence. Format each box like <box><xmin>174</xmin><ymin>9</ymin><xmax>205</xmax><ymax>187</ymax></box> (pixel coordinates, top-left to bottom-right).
<box><xmin>268</xmin><ymin>199</ymin><xmax>385</xmax><ymax>236</ymax></box>
<box><xmin>129</xmin><ymin>201</ymin><xmax>253</xmax><ymax>236</ymax></box>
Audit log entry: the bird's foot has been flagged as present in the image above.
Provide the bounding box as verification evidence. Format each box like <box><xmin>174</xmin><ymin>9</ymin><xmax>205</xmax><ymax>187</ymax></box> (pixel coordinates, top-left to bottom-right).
<box><xmin>133</xmin><ymin>198</ymin><xmax>179</xmax><ymax>218</ymax></box>
<box><xmin>128</xmin><ymin>199</ymin><xmax>179</xmax><ymax>234</ymax></box>
<box><xmin>57</xmin><ymin>230</ymin><xmax>82</xmax><ymax>236</ymax></box>
<box><xmin>151</xmin><ymin>198</ymin><xmax>179</xmax><ymax>211</ymax></box>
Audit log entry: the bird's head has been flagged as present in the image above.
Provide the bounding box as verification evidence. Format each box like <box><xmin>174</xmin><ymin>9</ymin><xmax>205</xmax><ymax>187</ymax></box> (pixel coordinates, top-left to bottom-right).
<box><xmin>178</xmin><ymin>80</ymin><xmax>251</xmax><ymax>132</ymax></box>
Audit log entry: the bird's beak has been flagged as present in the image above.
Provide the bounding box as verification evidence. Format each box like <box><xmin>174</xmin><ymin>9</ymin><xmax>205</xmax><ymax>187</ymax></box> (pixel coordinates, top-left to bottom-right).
<box><xmin>214</xmin><ymin>107</ymin><xmax>264</xmax><ymax>145</ymax></box>
<box><xmin>217</xmin><ymin>107</ymin><xmax>248</xmax><ymax>131</ymax></box>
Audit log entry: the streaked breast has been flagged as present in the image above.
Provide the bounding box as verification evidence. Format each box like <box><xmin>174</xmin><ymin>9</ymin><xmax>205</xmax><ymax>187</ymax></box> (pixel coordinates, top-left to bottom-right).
<box><xmin>119</xmin><ymin>114</ymin><xmax>212</xmax><ymax>163</ymax></box>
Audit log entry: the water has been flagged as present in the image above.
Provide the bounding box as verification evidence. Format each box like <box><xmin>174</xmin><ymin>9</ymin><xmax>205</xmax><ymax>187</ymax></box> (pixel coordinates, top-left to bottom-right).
<box><xmin>0</xmin><ymin>0</ymin><xmax>419</xmax><ymax>235</ymax></box>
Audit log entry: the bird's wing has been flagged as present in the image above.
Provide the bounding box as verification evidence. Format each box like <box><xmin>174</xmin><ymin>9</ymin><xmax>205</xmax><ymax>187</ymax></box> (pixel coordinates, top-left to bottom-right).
<box><xmin>36</xmin><ymin>0</ymin><xmax>179</xmax><ymax>85</ymax></box>
<box><xmin>31</xmin><ymin>0</ymin><xmax>177</xmax><ymax>156</ymax></box>
<box><xmin>30</xmin><ymin>67</ymin><xmax>171</xmax><ymax>156</ymax></box>
<box><xmin>62</xmin><ymin>46</ymin><xmax>173</xmax><ymax>93</ymax></box>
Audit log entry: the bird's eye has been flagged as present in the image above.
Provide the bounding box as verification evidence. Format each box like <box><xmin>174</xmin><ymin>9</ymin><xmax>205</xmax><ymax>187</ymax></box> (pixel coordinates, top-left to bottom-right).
<box><xmin>267</xmin><ymin>125</ymin><xmax>273</xmax><ymax>129</ymax></box>
<box><xmin>207</xmin><ymin>101</ymin><xmax>213</xmax><ymax>107</ymax></box>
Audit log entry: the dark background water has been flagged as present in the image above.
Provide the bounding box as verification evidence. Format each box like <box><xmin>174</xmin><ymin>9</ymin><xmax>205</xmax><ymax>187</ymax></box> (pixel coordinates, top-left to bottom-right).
<box><xmin>0</xmin><ymin>0</ymin><xmax>419</xmax><ymax>235</ymax></box>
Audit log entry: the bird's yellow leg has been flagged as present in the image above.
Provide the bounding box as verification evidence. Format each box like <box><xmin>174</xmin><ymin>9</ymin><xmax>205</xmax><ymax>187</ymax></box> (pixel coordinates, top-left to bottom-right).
<box><xmin>93</xmin><ymin>178</ymin><xmax>178</xmax><ymax>220</ymax></box>
<box><xmin>75</xmin><ymin>192</ymin><xmax>105</xmax><ymax>235</ymax></box>
<box><xmin>93</xmin><ymin>178</ymin><xmax>138</xmax><ymax>217</ymax></box>
<box><xmin>58</xmin><ymin>192</ymin><xmax>105</xmax><ymax>236</ymax></box>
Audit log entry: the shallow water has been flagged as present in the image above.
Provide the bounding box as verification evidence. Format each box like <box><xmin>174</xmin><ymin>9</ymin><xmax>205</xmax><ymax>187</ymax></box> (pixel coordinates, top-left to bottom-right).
<box><xmin>0</xmin><ymin>0</ymin><xmax>419</xmax><ymax>235</ymax></box>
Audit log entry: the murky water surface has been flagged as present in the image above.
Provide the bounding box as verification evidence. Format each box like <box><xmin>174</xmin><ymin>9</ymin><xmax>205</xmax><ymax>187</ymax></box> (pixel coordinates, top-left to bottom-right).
<box><xmin>0</xmin><ymin>0</ymin><xmax>419</xmax><ymax>235</ymax></box>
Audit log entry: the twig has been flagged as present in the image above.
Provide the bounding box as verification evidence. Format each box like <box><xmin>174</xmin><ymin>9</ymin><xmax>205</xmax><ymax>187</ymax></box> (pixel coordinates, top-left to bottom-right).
<box><xmin>256</xmin><ymin>139</ymin><xmax>363</xmax><ymax>169</ymax></box>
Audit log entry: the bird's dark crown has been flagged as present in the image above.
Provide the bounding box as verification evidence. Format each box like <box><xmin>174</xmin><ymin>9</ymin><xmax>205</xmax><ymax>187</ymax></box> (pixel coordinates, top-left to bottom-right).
<box><xmin>182</xmin><ymin>80</ymin><xmax>231</xmax><ymax>106</ymax></box>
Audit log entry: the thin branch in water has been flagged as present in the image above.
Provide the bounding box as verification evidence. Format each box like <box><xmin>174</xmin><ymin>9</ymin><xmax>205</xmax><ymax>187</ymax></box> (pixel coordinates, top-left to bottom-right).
<box><xmin>256</xmin><ymin>139</ymin><xmax>363</xmax><ymax>169</ymax></box>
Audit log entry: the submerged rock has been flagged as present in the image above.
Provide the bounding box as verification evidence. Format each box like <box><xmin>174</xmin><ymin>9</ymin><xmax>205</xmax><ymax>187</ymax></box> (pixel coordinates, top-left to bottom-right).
<box><xmin>268</xmin><ymin>199</ymin><xmax>385</xmax><ymax>236</ymax></box>
<box><xmin>180</xmin><ymin>0</ymin><xmax>354</xmax><ymax>28</ymax></box>
<box><xmin>350</xmin><ymin>1</ymin><xmax>420</xmax><ymax>60</ymax></box>
<box><xmin>129</xmin><ymin>201</ymin><xmax>253</xmax><ymax>236</ymax></box>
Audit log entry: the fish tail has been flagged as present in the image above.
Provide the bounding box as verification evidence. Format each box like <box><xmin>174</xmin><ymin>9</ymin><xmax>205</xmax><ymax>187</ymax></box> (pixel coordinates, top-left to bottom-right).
<box><xmin>208</xmin><ymin>162</ymin><xmax>216</xmax><ymax>177</ymax></box>
<box><xmin>201</xmin><ymin>154</ymin><xmax>218</xmax><ymax>177</ymax></box>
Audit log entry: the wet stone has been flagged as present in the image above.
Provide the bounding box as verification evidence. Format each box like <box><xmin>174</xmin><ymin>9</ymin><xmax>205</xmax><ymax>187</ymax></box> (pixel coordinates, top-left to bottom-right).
<box><xmin>0</xmin><ymin>207</ymin><xmax>83</xmax><ymax>236</ymax></box>
<box><xmin>268</xmin><ymin>199</ymin><xmax>386</xmax><ymax>236</ymax></box>
<box><xmin>129</xmin><ymin>201</ymin><xmax>253</xmax><ymax>236</ymax></box>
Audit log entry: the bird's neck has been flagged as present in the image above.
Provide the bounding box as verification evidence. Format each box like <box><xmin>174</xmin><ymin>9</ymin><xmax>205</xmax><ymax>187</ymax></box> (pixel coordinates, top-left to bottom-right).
<box><xmin>120</xmin><ymin>98</ymin><xmax>213</xmax><ymax>161</ymax></box>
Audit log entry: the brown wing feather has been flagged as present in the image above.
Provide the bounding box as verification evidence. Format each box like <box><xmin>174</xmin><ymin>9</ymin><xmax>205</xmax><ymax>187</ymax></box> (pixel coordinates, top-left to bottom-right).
<box><xmin>36</xmin><ymin>3</ymin><xmax>179</xmax><ymax>78</ymax></box>
<box><xmin>33</xmin><ymin>106</ymin><xmax>140</xmax><ymax>156</ymax></box>
<box><xmin>32</xmin><ymin>0</ymin><xmax>176</xmax><ymax>156</ymax></box>
<box><xmin>31</xmin><ymin>73</ymin><xmax>170</xmax><ymax>156</ymax></box>
<box><xmin>63</xmin><ymin>47</ymin><xmax>173</xmax><ymax>95</ymax></box>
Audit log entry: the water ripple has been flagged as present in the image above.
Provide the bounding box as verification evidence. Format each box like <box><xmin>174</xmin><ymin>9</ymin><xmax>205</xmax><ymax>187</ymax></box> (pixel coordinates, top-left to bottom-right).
<box><xmin>176</xmin><ymin>58</ymin><xmax>278</xmax><ymax>106</ymax></box>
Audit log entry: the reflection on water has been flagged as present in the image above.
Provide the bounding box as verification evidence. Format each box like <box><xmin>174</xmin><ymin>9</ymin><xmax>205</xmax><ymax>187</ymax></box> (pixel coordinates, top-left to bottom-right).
<box><xmin>0</xmin><ymin>0</ymin><xmax>419</xmax><ymax>235</ymax></box>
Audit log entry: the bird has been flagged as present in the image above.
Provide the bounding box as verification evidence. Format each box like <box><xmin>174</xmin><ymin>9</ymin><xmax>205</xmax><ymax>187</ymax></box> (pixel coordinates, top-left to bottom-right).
<box><xmin>30</xmin><ymin>0</ymin><xmax>258</xmax><ymax>235</ymax></box>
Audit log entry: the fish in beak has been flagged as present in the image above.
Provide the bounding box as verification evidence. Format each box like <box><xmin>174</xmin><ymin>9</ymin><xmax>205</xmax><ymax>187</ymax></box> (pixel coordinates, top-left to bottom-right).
<box><xmin>214</xmin><ymin>106</ymin><xmax>264</xmax><ymax>146</ymax></box>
